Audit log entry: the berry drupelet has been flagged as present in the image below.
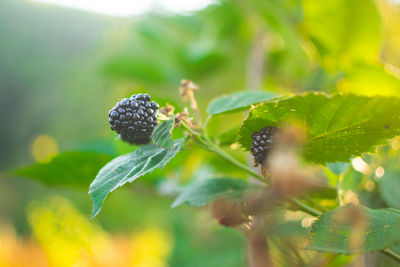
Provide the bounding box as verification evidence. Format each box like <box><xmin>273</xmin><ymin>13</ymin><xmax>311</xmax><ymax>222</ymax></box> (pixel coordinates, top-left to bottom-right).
<box><xmin>108</xmin><ymin>93</ymin><xmax>159</xmax><ymax>145</ymax></box>
<box><xmin>250</xmin><ymin>126</ymin><xmax>278</xmax><ymax>167</ymax></box>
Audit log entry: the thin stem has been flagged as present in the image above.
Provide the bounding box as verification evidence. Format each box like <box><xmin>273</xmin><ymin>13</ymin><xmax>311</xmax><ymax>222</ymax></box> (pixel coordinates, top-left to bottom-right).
<box><xmin>208</xmin><ymin>142</ymin><xmax>265</xmax><ymax>182</ymax></box>
<box><xmin>180</xmin><ymin>121</ymin><xmax>201</xmax><ymax>140</ymax></box>
<box><xmin>303</xmin><ymin>195</ymin><xmax>328</xmax><ymax>212</ymax></box>
<box><xmin>202</xmin><ymin>114</ymin><xmax>212</xmax><ymax>129</ymax></box>
<box><xmin>337</xmin><ymin>174</ymin><xmax>343</xmax><ymax>206</ymax></box>
<box><xmin>289</xmin><ymin>197</ymin><xmax>322</xmax><ymax>217</ymax></box>
<box><xmin>180</xmin><ymin>120</ymin><xmax>400</xmax><ymax>264</ymax></box>
<box><xmin>181</xmin><ymin>121</ymin><xmax>264</xmax><ymax>181</ymax></box>
<box><xmin>382</xmin><ymin>249</ymin><xmax>400</xmax><ymax>263</ymax></box>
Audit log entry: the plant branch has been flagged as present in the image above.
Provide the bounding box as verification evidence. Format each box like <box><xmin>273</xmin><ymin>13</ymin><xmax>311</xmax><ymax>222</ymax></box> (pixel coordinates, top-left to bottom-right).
<box><xmin>382</xmin><ymin>249</ymin><xmax>400</xmax><ymax>263</ymax></box>
<box><xmin>181</xmin><ymin>121</ymin><xmax>264</xmax><ymax>181</ymax></box>
<box><xmin>208</xmin><ymin>141</ymin><xmax>265</xmax><ymax>182</ymax></box>
<box><xmin>180</xmin><ymin>120</ymin><xmax>400</xmax><ymax>264</ymax></box>
<box><xmin>289</xmin><ymin>197</ymin><xmax>321</xmax><ymax>217</ymax></box>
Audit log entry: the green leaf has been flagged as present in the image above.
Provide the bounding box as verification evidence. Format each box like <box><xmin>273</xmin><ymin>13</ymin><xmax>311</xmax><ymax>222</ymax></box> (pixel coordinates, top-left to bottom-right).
<box><xmin>389</xmin><ymin>245</ymin><xmax>400</xmax><ymax>257</ymax></box>
<box><xmin>12</xmin><ymin>152</ymin><xmax>112</xmax><ymax>188</ymax></box>
<box><xmin>207</xmin><ymin>91</ymin><xmax>276</xmax><ymax>115</ymax></box>
<box><xmin>379</xmin><ymin>170</ymin><xmax>400</xmax><ymax>209</ymax></box>
<box><xmin>302</xmin><ymin>0</ymin><xmax>381</xmax><ymax>68</ymax></box>
<box><xmin>89</xmin><ymin>138</ymin><xmax>184</xmax><ymax>218</ymax></box>
<box><xmin>239</xmin><ymin>93</ymin><xmax>400</xmax><ymax>164</ymax></box>
<box><xmin>326</xmin><ymin>162</ymin><xmax>350</xmax><ymax>176</ymax></box>
<box><xmin>171</xmin><ymin>177</ymin><xmax>252</xmax><ymax>208</ymax></box>
<box><xmin>218</xmin><ymin>127</ymin><xmax>240</xmax><ymax>146</ymax></box>
<box><xmin>341</xmin><ymin>166</ymin><xmax>363</xmax><ymax>191</ymax></box>
<box><xmin>338</xmin><ymin>64</ymin><xmax>400</xmax><ymax>97</ymax></box>
<box><xmin>307</xmin><ymin>205</ymin><xmax>400</xmax><ymax>253</ymax></box>
<box><xmin>152</xmin><ymin>116</ymin><xmax>174</xmax><ymax>149</ymax></box>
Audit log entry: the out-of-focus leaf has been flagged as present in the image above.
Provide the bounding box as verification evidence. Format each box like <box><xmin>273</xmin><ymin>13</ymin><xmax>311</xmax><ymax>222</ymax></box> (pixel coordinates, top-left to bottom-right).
<box><xmin>171</xmin><ymin>177</ymin><xmax>252</xmax><ymax>208</ymax></box>
<box><xmin>103</xmin><ymin>57</ymin><xmax>176</xmax><ymax>83</ymax></box>
<box><xmin>307</xmin><ymin>187</ymin><xmax>338</xmax><ymax>200</ymax></box>
<box><xmin>218</xmin><ymin>127</ymin><xmax>240</xmax><ymax>146</ymax></box>
<box><xmin>379</xmin><ymin>170</ymin><xmax>400</xmax><ymax>209</ymax></box>
<box><xmin>338</xmin><ymin>64</ymin><xmax>400</xmax><ymax>96</ymax></box>
<box><xmin>326</xmin><ymin>162</ymin><xmax>349</xmax><ymax>176</ymax></box>
<box><xmin>307</xmin><ymin>205</ymin><xmax>400</xmax><ymax>253</ymax></box>
<box><xmin>207</xmin><ymin>91</ymin><xmax>276</xmax><ymax>115</ymax></box>
<box><xmin>89</xmin><ymin>138</ymin><xmax>184</xmax><ymax>218</ymax></box>
<box><xmin>239</xmin><ymin>93</ymin><xmax>400</xmax><ymax>164</ymax></box>
<box><xmin>341</xmin><ymin>166</ymin><xmax>363</xmax><ymax>191</ymax></box>
<box><xmin>13</xmin><ymin>152</ymin><xmax>112</xmax><ymax>188</ymax></box>
<box><xmin>152</xmin><ymin>116</ymin><xmax>174</xmax><ymax>150</ymax></box>
<box><xmin>302</xmin><ymin>0</ymin><xmax>381</xmax><ymax>69</ymax></box>
<box><xmin>73</xmin><ymin>140</ymin><xmax>118</xmax><ymax>157</ymax></box>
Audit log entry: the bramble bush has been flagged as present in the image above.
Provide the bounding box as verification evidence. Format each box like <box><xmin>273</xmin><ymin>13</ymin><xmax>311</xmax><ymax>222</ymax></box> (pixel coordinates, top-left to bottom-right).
<box><xmin>18</xmin><ymin>79</ymin><xmax>400</xmax><ymax>266</ymax></box>
<box><xmin>10</xmin><ymin>0</ymin><xmax>400</xmax><ymax>266</ymax></box>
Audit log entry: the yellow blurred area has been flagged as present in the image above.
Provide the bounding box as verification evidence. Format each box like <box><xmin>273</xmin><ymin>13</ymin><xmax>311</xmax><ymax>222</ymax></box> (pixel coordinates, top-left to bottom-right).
<box><xmin>392</xmin><ymin>137</ymin><xmax>400</xmax><ymax>150</ymax></box>
<box><xmin>30</xmin><ymin>135</ymin><xmax>59</xmax><ymax>163</ymax></box>
<box><xmin>0</xmin><ymin>224</ymin><xmax>47</xmax><ymax>267</ymax></box>
<box><xmin>130</xmin><ymin>228</ymin><xmax>173</xmax><ymax>267</ymax></box>
<box><xmin>0</xmin><ymin>197</ymin><xmax>175</xmax><ymax>267</ymax></box>
<box><xmin>337</xmin><ymin>64</ymin><xmax>400</xmax><ymax>96</ymax></box>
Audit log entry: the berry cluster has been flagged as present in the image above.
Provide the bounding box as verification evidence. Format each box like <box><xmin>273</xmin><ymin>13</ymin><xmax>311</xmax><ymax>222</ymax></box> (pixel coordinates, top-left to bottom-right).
<box><xmin>250</xmin><ymin>126</ymin><xmax>278</xmax><ymax>167</ymax></box>
<box><xmin>108</xmin><ymin>94</ymin><xmax>159</xmax><ymax>145</ymax></box>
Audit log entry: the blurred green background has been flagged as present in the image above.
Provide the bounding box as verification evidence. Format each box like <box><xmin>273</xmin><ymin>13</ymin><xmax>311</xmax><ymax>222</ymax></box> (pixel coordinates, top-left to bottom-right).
<box><xmin>1</xmin><ymin>0</ymin><xmax>400</xmax><ymax>266</ymax></box>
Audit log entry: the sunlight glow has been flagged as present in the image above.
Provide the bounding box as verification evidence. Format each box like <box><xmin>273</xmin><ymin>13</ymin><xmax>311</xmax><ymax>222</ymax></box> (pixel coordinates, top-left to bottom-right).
<box><xmin>31</xmin><ymin>134</ymin><xmax>59</xmax><ymax>163</ymax></box>
<box><xmin>351</xmin><ymin>157</ymin><xmax>371</xmax><ymax>174</ymax></box>
<box><xmin>375</xmin><ymin>167</ymin><xmax>385</xmax><ymax>178</ymax></box>
<box><xmin>32</xmin><ymin>0</ymin><xmax>215</xmax><ymax>17</ymax></box>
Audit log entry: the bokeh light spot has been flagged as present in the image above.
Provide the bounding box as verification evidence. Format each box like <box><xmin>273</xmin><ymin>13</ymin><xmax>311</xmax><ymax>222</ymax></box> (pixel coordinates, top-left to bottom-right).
<box><xmin>30</xmin><ymin>134</ymin><xmax>59</xmax><ymax>163</ymax></box>
<box><xmin>365</xmin><ymin>181</ymin><xmax>376</xmax><ymax>192</ymax></box>
<box><xmin>375</xmin><ymin>167</ymin><xmax>385</xmax><ymax>178</ymax></box>
<box><xmin>351</xmin><ymin>157</ymin><xmax>371</xmax><ymax>174</ymax></box>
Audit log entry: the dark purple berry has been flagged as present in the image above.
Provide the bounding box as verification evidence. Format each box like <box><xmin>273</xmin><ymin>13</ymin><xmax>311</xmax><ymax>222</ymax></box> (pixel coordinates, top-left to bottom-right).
<box><xmin>133</xmin><ymin>113</ymin><xmax>140</xmax><ymax>120</ymax></box>
<box><xmin>130</xmin><ymin>101</ymin><xmax>139</xmax><ymax>108</ymax></box>
<box><xmin>137</xmin><ymin>109</ymin><xmax>144</xmax><ymax>116</ymax></box>
<box><xmin>108</xmin><ymin>93</ymin><xmax>159</xmax><ymax>145</ymax></box>
<box><xmin>143</xmin><ymin>94</ymin><xmax>151</xmax><ymax>101</ymax></box>
<box><xmin>110</xmin><ymin>111</ymin><xmax>119</xmax><ymax>119</ymax></box>
<box><xmin>120</xmin><ymin>99</ymin><xmax>130</xmax><ymax>107</ymax></box>
<box><xmin>250</xmin><ymin>126</ymin><xmax>278</xmax><ymax>167</ymax></box>
<box><xmin>151</xmin><ymin>102</ymin><xmax>159</xmax><ymax>109</ymax></box>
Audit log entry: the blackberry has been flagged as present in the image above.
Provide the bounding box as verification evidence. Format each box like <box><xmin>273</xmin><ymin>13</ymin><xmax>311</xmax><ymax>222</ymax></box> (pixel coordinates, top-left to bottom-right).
<box><xmin>108</xmin><ymin>93</ymin><xmax>159</xmax><ymax>145</ymax></box>
<box><xmin>250</xmin><ymin>126</ymin><xmax>278</xmax><ymax>167</ymax></box>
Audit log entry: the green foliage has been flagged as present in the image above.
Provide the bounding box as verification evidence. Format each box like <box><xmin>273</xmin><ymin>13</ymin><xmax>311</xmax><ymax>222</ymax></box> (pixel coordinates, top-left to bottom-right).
<box><xmin>338</xmin><ymin>64</ymin><xmax>400</xmax><ymax>96</ymax></box>
<box><xmin>302</xmin><ymin>0</ymin><xmax>381</xmax><ymax>68</ymax></box>
<box><xmin>89</xmin><ymin>138</ymin><xmax>184</xmax><ymax>218</ymax></box>
<box><xmin>308</xmin><ymin>205</ymin><xmax>400</xmax><ymax>253</ymax></box>
<box><xmin>152</xmin><ymin>116</ymin><xmax>175</xmax><ymax>149</ymax></box>
<box><xmin>6</xmin><ymin>0</ymin><xmax>400</xmax><ymax>264</ymax></box>
<box><xmin>218</xmin><ymin>127</ymin><xmax>240</xmax><ymax>146</ymax></box>
<box><xmin>13</xmin><ymin>152</ymin><xmax>112</xmax><ymax>188</ymax></box>
<box><xmin>239</xmin><ymin>93</ymin><xmax>400</xmax><ymax>164</ymax></box>
<box><xmin>379</xmin><ymin>170</ymin><xmax>400</xmax><ymax>209</ymax></box>
<box><xmin>326</xmin><ymin>162</ymin><xmax>350</xmax><ymax>176</ymax></box>
<box><xmin>207</xmin><ymin>91</ymin><xmax>276</xmax><ymax>115</ymax></box>
<box><xmin>341</xmin><ymin>166</ymin><xmax>363</xmax><ymax>191</ymax></box>
<box><xmin>172</xmin><ymin>177</ymin><xmax>253</xmax><ymax>208</ymax></box>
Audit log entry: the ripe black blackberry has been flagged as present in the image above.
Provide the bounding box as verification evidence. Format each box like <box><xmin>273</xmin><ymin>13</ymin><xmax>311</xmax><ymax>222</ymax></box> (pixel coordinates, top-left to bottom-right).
<box><xmin>108</xmin><ymin>93</ymin><xmax>159</xmax><ymax>145</ymax></box>
<box><xmin>250</xmin><ymin>126</ymin><xmax>278</xmax><ymax>167</ymax></box>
